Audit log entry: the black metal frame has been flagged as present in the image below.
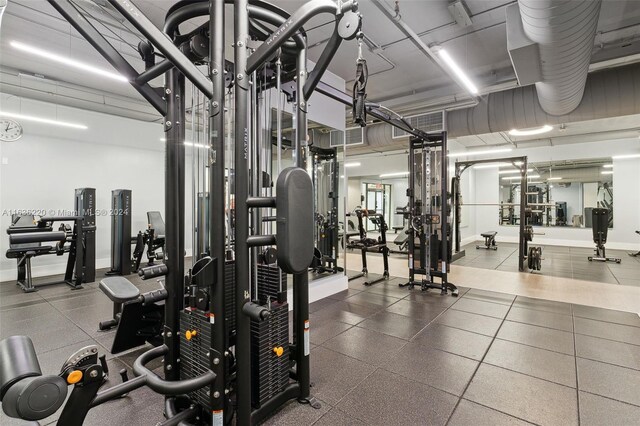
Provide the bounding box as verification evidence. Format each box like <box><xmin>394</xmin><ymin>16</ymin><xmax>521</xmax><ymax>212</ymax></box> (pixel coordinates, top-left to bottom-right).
<box><xmin>309</xmin><ymin>146</ymin><xmax>342</xmax><ymax>275</ymax></box>
<box><xmin>453</xmin><ymin>156</ymin><xmax>528</xmax><ymax>272</ymax></box>
<box><xmin>400</xmin><ymin>134</ymin><xmax>457</xmax><ymax>296</ymax></box>
<box><xmin>42</xmin><ymin>1</ymin><xmax>359</xmax><ymax>425</ymax></box>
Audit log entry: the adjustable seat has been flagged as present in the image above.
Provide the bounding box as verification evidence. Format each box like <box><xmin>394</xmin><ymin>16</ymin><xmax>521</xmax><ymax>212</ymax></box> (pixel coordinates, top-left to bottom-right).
<box><xmin>98</xmin><ymin>277</ymin><xmax>140</xmax><ymax>330</ymax></box>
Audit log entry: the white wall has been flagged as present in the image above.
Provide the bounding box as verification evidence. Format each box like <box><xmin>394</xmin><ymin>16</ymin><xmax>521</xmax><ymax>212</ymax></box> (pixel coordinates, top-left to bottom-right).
<box><xmin>1</xmin><ymin>74</ymin><xmax>347</xmax><ymax>280</ymax></box>
<box><xmin>462</xmin><ymin>138</ymin><xmax>640</xmax><ymax>249</ymax></box>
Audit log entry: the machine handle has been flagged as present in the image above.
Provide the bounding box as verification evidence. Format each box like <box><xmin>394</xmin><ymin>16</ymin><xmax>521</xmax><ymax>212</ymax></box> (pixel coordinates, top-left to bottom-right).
<box><xmin>132</xmin><ymin>345</ymin><xmax>215</xmax><ymax>395</ymax></box>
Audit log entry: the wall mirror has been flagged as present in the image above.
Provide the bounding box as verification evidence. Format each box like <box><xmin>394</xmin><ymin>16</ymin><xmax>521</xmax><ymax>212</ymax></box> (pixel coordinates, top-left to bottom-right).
<box><xmin>499</xmin><ymin>157</ymin><xmax>613</xmax><ymax>228</ymax></box>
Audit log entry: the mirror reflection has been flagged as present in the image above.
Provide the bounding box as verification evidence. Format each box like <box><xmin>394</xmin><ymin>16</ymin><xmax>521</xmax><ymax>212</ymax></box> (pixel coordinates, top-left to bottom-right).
<box><xmin>499</xmin><ymin>158</ymin><xmax>613</xmax><ymax>228</ymax></box>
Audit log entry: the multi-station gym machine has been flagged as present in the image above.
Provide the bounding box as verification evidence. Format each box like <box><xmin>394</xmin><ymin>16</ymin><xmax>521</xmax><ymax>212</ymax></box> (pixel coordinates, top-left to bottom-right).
<box><xmin>398</xmin><ymin>134</ymin><xmax>458</xmax><ymax>295</ymax></box>
<box><xmin>0</xmin><ymin>1</ymin><xmax>364</xmax><ymax>425</ymax></box>
<box><xmin>452</xmin><ymin>157</ymin><xmax>544</xmax><ymax>272</ymax></box>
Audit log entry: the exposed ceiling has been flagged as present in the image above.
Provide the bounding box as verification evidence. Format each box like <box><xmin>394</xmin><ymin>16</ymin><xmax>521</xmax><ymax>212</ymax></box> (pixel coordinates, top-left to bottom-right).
<box><xmin>0</xmin><ymin>0</ymin><xmax>639</xmax><ymax>147</ymax></box>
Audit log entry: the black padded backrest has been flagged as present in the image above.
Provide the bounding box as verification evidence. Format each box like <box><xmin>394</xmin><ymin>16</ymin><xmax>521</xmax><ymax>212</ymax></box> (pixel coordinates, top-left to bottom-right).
<box><xmin>591</xmin><ymin>208</ymin><xmax>609</xmax><ymax>243</ymax></box>
<box><xmin>276</xmin><ymin>167</ymin><xmax>314</xmax><ymax>274</ymax></box>
<box><xmin>147</xmin><ymin>211</ymin><xmax>165</xmax><ymax>237</ymax></box>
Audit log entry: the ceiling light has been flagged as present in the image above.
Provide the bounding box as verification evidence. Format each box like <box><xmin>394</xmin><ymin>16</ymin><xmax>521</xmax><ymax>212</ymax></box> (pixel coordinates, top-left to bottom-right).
<box><xmin>473</xmin><ymin>164</ymin><xmax>502</xmax><ymax>169</ymax></box>
<box><xmin>344</xmin><ymin>162</ymin><xmax>361</xmax><ymax>168</ymax></box>
<box><xmin>448</xmin><ymin>148</ymin><xmax>512</xmax><ymax>158</ymax></box>
<box><xmin>501</xmin><ymin>174</ymin><xmax>540</xmax><ymax>180</ymax></box>
<box><xmin>612</xmin><ymin>153</ymin><xmax>640</xmax><ymax>160</ymax></box>
<box><xmin>435</xmin><ymin>48</ymin><xmax>479</xmax><ymax>95</ymax></box>
<box><xmin>508</xmin><ymin>125</ymin><xmax>553</xmax><ymax>137</ymax></box>
<box><xmin>0</xmin><ymin>111</ymin><xmax>87</xmax><ymax>129</ymax></box>
<box><xmin>380</xmin><ymin>171</ymin><xmax>410</xmax><ymax>178</ymax></box>
<box><xmin>498</xmin><ymin>168</ymin><xmax>533</xmax><ymax>174</ymax></box>
<box><xmin>547</xmin><ymin>177</ymin><xmax>562</xmax><ymax>181</ymax></box>
<box><xmin>340</xmin><ymin>175</ymin><xmax>345</xmax><ymax>178</ymax></box>
<box><xmin>601</xmin><ymin>171</ymin><xmax>613</xmax><ymax>175</ymax></box>
<box><xmin>10</xmin><ymin>40</ymin><xmax>128</xmax><ymax>82</ymax></box>
<box><xmin>602</xmin><ymin>164</ymin><xmax>613</xmax><ymax>168</ymax></box>
<box><xmin>160</xmin><ymin>137</ymin><xmax>208</xmax><ymax>149</ymax></box>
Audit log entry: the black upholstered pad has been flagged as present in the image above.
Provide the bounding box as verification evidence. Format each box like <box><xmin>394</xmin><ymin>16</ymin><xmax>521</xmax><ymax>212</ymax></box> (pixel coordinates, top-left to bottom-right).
<box><xmin>5</xmin><ymin>246</ymin><xmax>53</xmax><ymax>259</ymax></box>
<box><xmin>99</xmin><ymin>277</ymin><xmax>140</xmax><ymax>303</ymax></box>
<box><xmin>481</xmin><ymin>232</ymin><xmax>497</xmax><ymax>238</ymax></box>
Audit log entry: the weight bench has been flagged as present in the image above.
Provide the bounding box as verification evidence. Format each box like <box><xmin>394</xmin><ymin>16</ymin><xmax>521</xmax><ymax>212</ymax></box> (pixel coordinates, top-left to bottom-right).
<box><xmin>477</xmin><ymin>232</ymin><xmax>498</xmax><ymax>250</ymax></box>
<box><xmin>628</xmin><ymin>230</ymin><xmax>640</xmax><ymax>257</ymax></box>
<box><xmin>98</xmin><ymin>267</ymin><xmax>167</xmax><ymax>354</ymax></box>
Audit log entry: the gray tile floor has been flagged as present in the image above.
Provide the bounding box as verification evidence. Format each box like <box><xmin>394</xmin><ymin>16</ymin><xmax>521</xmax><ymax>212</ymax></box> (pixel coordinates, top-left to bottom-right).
<box><xmin>1</xmin><ymin>270</ymin><xmax>640</xmax><ymax>425</ymax></box>
<box><xmin>452</xmin><ymin>241</ymin><xmax>640</xmax><ymax>286</ymax></box>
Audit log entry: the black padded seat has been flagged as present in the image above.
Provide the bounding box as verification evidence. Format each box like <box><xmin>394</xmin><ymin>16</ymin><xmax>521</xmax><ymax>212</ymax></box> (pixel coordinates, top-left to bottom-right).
<box><xmin>5</xmin><ymin>246</ymin><xmax>53</xmax><ymax>259</ymax></box>
<box><xmin>99</xmin><ymin>277</ymin><xmax>140</xmax><ymax>303</ymax></box>
<box><xmin>481</xmin><ymin>231</ymin><xmax>497</xmax><ymax>238</ymax></box>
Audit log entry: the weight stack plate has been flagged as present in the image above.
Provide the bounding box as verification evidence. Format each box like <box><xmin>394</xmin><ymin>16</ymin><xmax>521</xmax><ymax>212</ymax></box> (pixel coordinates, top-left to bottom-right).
<box><xmin>250</xmin><ymin>301</ymin><xmax>290</xmax><ymax>408</ymax></box>
<box><xmin>179</xmin><ymin>309</ymin><xmax>213</xmax><ymax>412</ymax></box>
<box><xmin>256</xmin><ymin>264</ymin><xmax>287</xmax><ymax>301</ymax></box>
<box><xmin>225</xmin><ymin>261</ymin><xmax>236</xmax><ymax>336</ymax></box>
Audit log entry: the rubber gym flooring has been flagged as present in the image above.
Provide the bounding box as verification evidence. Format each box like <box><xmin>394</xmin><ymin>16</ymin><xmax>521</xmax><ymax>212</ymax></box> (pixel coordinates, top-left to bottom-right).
<box><xmin>452</xmin><ymin>241</ymin><xmax>640</xmax><ymax>286</ymax></box>
<box><xmin>1</xmin><ymin>269</ymin><xmax>640</xmax><ymax>425</ymax></box>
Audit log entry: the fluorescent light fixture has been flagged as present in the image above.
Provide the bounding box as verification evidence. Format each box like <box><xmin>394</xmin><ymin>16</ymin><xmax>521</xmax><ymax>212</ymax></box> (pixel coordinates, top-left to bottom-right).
<box><xmin>473</xmin><ymin>164</ymin><xmax>502</xmax><ymax>169</ymax></box>
<box><xmin>498</xmin><ymin>168</ymin><xmax>533</xmax><ymax>174</ymax></box>
<box><xmin>448</xmin><ymin>148</ymin><xmax>512</xmax><ymax>158</ymax></box>
<box><xmin>10</xmin><ymin>40</ymin><xmax>128</xmax><ymax>82</ymax></box>
<box><xmin>436</xmin><ymin>48</ymin><xmax>479</xmax><ymax>95</ymax></box>
<box><xmin>344</xmin><ymin>162</ymin><xmax>361</xmax><ymax>168</ymax></box>
<box><xmin>184</xmin><ymin>141</ymin><xmax>209</xmax><ymax>149</ymax></box>
<box><xmin>501</xmin><ymin>174</ymin><xmax>540</xmax><ymax>180</ymax></box>
<box><xmin>380</xmin><ymin>171</ymin><xmax>410</xmax><ymax>178</ymax></box>
<box><xmin>0</xmin><ymin>111</ymin><xmax>87</xmax><ymax>129</ymax></box>
<box><xmin>160</xmin><ymin>137</ymin><xmax>208</xmax><ymax>149</ymax></box>
<box><xmin>602</xmin><ymin>164</ymin><xmax>613</xmax><ymax>168</ymax></box>
<box><xmin>612</xmin><ymin>153</ymin><xmax>640</xmax><ymax>159</ymax></box>
<box><xmin>508</xmin><ymin>125</ymin><xmax>553</xmax><ymax>137</ymax></box>
<box><xmin>601</xmin><ymin>171</ymin><xmax>613</xmax><ymax>175</ymax></box>
<box><xmin>340</xmin><ymin>175</ymin><xmax>345</xmax><ymax>178</ymax></box>
<box><xmin>547</xmin><ymin>177</ymin><xmax>562</xmax><ymax>181</ymax></box>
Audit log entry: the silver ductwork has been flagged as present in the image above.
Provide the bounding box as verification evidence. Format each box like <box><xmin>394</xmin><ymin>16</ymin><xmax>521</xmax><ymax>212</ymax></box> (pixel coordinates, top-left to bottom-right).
<box><xmin>517</xmin><ymin>0</ymin><xmax>602</xmax><ymax>116</ymax></box>
<box><xmin>447</xmin><ymin>62</ymin><xmax>640</xmax><ymax>138</ymax></box>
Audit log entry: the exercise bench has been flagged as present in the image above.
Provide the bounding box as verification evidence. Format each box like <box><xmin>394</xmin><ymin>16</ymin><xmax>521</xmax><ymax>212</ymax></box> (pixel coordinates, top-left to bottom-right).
<box><xmin>98</xmin><ymin>264</ymin><xmax>168</xmax><ymax>354</ymax></box>
<box><xmin>477</xmin><ymin>231</ymin><xmax>498</xmax><ymax>250</ymax></box>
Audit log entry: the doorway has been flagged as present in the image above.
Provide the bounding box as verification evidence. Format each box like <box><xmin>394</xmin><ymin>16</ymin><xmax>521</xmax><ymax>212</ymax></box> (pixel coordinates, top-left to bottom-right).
<box><xmin>364</xmin><ymin>183</ymin><xmax>392</xmax><ymax>232</ymax></box>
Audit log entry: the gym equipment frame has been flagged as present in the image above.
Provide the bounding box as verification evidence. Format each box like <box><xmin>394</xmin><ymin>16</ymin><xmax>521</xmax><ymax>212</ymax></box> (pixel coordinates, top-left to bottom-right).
<box><xmin>400</xmin><ymin>134</ymin><xmax>458</xmax><ymax>295</ymax></box>
<box><xmin>587</xmin><ymin>208</ymin><xmax>621</xmax><ymax>264</ymax></box>
<box><xmin>453</xmin><ymin>156</ymin><xmax>543</xmax><ymax>272</ymax></box>
<box><xmin>3</xmin><ymin>1</ymin><xmax>363</xmax><ymax>425</ymax></box>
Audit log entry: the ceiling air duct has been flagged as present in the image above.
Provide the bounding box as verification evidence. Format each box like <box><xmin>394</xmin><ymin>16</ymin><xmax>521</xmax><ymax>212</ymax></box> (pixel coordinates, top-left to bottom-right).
<box><xmin>509</xmin><ymin>0</ymin><xmax>602</xmax><ymax>116</ymax></box>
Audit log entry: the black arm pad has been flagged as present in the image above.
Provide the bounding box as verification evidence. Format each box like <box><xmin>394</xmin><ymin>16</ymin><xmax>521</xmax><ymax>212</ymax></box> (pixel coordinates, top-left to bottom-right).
<box><xmin>0</xmin><ymin>336</ymin><xmax>41</xmax><ymax>400</ymax></box>
<box><xmin>9</xmin><ymin>232</ymin><xmax>66</xmax><ymax>245</ymax></box>
<box><xmin>6</xmin><ymin>226</ymin><xmax>53</xmax><ymax>235</ymax></box>
<box><xmin>140</xmin><ymin>288</ymin><xmax>168</xmax><ymax>305</ymax></box>
<box><xmin>138</xmin><ymin>264</ymin><xmax>168</xmax><ymax>280</ymax></box>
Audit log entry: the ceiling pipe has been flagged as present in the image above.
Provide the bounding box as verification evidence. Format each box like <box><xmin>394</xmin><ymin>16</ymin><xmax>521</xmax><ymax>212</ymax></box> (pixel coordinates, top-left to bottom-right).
<box><xmin>447</xmin><ymin>61</ymin><xmax>640</xmax><ymax>138</ymax></box>
<box><xmin>369</xmin><ymin>0</ymin><xmax>478</xmax><ymax>99</ymax></box>
<box><xmin>518</xmin><ymin>0</ymin><xmax>602</xmax><ymax>116</ymax></box>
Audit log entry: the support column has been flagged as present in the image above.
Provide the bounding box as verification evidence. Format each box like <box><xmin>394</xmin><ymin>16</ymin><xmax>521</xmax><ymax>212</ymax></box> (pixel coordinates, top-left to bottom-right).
<box><xmin>163</xmin><ymin>67</ymin><xmax>186</xmax><ymax>381</ymax></box>
<box><xmin>209</xmin><ymin>0</ymin><xmax>227</xmax><ymax>420</ymax></box>
<box><xmin>234</xmin><ymin>0</ymin><xmax>252</xmax><ymax>424</ymax></box>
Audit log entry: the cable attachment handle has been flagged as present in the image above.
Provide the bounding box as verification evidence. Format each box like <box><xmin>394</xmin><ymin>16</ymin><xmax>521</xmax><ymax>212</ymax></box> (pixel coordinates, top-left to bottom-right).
<box><xmin>353</xmin><ymin>32</ymin><xmax>368</xmax><ymax>127</ymax></box>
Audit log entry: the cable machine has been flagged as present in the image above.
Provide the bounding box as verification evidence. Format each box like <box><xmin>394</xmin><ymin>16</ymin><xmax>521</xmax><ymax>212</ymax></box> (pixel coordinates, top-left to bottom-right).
<box><xmin>400</xmin><ymin>134</ymin><xmax>457</xmax><ymax>295</ymax></box>
<box><xmin>309</xmin><ymin>145</ymin><xmax>343</xmax><ymax>274</ymax></box>
<box><xmin>0</xmin><ymin>1</ymin><xmax>362</xmax><ymax>426</ymax></box>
